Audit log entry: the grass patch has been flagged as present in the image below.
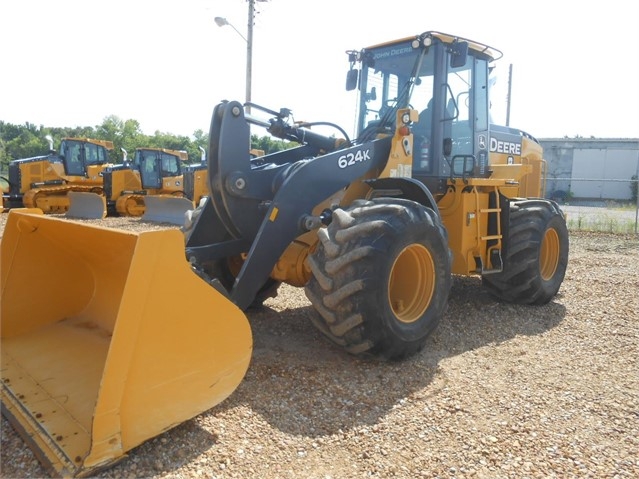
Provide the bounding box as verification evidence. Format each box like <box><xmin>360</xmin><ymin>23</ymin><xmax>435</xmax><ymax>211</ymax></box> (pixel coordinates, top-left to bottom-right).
<box><xmin>567</xmin><ymin>214</ymin><xmax>638</xmax><ymax>234</ymax></box>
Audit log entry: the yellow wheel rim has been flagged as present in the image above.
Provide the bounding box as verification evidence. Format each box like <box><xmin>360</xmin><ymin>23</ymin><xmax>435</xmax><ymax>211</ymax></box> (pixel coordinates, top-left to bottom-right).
<box><xmin>388</xmin><ymin>244</ymin><xmax>435</xmax><ymax>324</ymax></box>
<box><xmin>540</xmin><ymin>228</ymin><xmax>560</xmax><ymax>281</ymax></box>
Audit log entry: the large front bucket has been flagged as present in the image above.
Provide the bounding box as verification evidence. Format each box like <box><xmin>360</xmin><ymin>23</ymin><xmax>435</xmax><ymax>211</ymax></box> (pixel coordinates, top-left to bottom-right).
<box><xmin>1</xmin><ymin>209</ymin><xmax>252</xmax><ymax>477</ymax></box>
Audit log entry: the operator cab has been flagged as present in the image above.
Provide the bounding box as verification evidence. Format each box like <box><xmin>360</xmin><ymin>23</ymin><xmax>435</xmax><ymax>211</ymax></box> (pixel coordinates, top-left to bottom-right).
<box><xmin>346</xmin><ymin>31</ymin><xmax>500</xmax><ymax>195</ymax></box>
<box><xmin>135</xmin><ymin>148</ymin><xmax>186</xmax><ymax>189</ymax></box>
<box><xmin>60</xmin><ymin>139</ymin><xmax>111</xmax><ymax>176</ymax></box>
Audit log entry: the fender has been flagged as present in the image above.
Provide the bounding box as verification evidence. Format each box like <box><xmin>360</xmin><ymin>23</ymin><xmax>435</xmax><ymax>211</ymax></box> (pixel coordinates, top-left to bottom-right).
<box><xmin>366</xmin><ymin>176</ymin><xmax>441</xmax><ymax>219</ymax></box>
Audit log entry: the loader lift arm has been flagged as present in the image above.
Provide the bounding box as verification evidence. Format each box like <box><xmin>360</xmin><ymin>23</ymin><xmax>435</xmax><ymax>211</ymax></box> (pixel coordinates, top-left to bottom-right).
<box><xmin>186</xmin><ymin>100</ymin><xmax>392</xmax><ymax>310</ymax></box>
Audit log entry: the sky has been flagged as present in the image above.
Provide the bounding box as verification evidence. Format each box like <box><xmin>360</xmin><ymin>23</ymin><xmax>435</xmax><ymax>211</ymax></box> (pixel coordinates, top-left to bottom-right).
<box><xmin>1</xmin><ymin>0</ymin><xmax>638</xmax><ymax>141</ymax></box>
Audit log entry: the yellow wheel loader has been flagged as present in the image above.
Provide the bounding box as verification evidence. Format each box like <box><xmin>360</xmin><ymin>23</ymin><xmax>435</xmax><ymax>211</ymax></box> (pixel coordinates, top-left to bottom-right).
<box><xmin>2</xmin><ymin>136</ymin><xmax>114</xmax><ymax>214</ymax></box>
<box><xmin>1</xmin><ymin>31</ymin><xmax>568</xmax><ymax>477</ymax></box>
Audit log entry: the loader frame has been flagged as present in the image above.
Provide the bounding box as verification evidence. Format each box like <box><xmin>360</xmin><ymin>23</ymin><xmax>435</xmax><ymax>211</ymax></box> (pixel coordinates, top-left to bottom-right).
<box><xmin>1</xmin><ymin>30</ymin><xmax>568</xmax><ymax>478</ymax></box>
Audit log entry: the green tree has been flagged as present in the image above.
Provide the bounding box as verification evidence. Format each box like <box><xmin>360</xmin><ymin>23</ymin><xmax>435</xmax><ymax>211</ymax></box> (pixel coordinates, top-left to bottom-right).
<box><xmin>5</xmin><ymin>129</ymin><xmax>49</xmax><ymax>160</ymax></box>
<box><xmin>119</xmin><ymin>119</ymin><xmax>144</xmax><ymax>162</ymax></box>
<box><xmin>0</xmin><ymin>121</ymin><xmax>26</xmax><ymax>143</ymax></box>
<box><xmin>250</xmin><ymin>134</ymin><xmax>295</xmax><ymax>154</ymax></box>
<box><xmin>0</xmin><ymin>118</ymin><xmax>299</xmax><ymax>172</ymax></box>
<box><xmin>0</xmin><ymin>137</ymin><xmax>9</xmax><ymax>174</ymax></box>
<box><xmin>96</xmin><ymin>115</ymin><xmax>124</xmax><ymax>141</ymax></box>
<box><xmin>95</xmin><ymin>116</ymin><xmax>144</xmax><ymax>163</ymax></box>
<box><xmin>192</xmin><ymin>129</ymin><xmax>208</xmax><ymax>163</ymax></box>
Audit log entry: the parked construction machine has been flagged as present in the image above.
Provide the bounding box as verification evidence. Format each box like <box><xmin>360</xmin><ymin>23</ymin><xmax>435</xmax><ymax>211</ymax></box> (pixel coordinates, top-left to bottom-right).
<box><xmin>109</xmin><ymin>147</ymin><xmax>194</xmax><ymax>222</ymax></box>
<box><xmin>2</xmin><ymin>136</ymin><xmax>114</xmax><ymax>213</ymax></box>
<box><xmin>1</xmin><ymin>31</ymin><xmax>568</xmax><ymax>477</ymax></box>
<box><xmin>68</xmin><ymin>146</ymin><xmax>210</xmax><ymax>223</ymax></box>
<box><xmin>2</xmin><ymin>134</ymin><xmax>60</xmax><ymax>210</ymax></box>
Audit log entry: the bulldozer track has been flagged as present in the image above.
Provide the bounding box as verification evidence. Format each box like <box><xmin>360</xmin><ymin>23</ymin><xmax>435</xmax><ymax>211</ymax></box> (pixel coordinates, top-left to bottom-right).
<box><xmin>24</xmin><ymin>185</ymin><xmax>103</xmax><ymax>213</ymax></box>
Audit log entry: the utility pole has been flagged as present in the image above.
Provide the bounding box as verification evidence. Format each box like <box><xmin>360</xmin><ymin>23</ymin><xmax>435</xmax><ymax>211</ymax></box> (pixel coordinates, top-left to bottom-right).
<box><xmin>245</xmin><ymin>0</ymin><xmax>256</xmax><ymax>114</ymax></box>
<box><xmin>215</xmin><ymin>0</ymin><xmax>268</xmax><ymax>115</ymax></box>
<box><xmin>506</xmin><ymin>63</ymin><xmax>513</xmax><ymax>127</ymax></box>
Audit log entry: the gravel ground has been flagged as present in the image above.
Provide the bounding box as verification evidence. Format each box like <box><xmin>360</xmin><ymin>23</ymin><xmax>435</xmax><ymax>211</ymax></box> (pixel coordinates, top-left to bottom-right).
<box><xmin>1</xmin><ymin>213</ymin><xmax>638</xmax><ymax>479</ymax></box>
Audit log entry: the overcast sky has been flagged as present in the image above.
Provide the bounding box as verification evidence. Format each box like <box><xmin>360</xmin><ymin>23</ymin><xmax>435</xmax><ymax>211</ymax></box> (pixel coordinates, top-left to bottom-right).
<box><xmin>1</xmin><ymin>0</ymin><xmax>638</xmax><ymax>141</ymax></box>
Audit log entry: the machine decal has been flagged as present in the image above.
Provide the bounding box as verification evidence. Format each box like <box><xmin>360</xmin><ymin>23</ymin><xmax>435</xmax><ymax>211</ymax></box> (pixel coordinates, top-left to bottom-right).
<box><xmin>269</xmin><ymin>206</ymin><xmax>279</xmax><ymax>222</ymax></box>
<box><xmin>338</xmin><ymin>149</ymin><xmax>370</xmax><ymax>169</ymax></box>
<box><xmin>490</xmin><ymin>137</ymin><xmax>521</xmax><ymax>156</ymax></box>
<box><xmin>373</xmin><ymin>46</ymin><xmax>413</xmax><ymax>60</ymax></box>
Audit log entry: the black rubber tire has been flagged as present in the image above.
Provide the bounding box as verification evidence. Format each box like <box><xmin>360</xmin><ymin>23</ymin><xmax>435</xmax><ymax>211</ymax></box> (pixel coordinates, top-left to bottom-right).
<box><xmin>304</xmin><ymin>198</ymin><xmax>452</xmax><ymax>360</ymax></box>
<box><xmin>482</xmin><ymin>199</ymin><xmax>569</xmax><ymax>305</ymax></box>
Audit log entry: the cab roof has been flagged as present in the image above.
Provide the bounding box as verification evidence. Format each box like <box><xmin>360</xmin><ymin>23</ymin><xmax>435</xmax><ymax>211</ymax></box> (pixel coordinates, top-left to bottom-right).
<box><xmin>136</xmin><ymin>147</ymin><xmax>189</xmax><ymax>162</ymax></box>
<box><xmin>64</xmin><ymin>138</ymin><xmax>115</xmax><ymax>150</ymax></box>
<box><xmin>364</xmin><ymin>31</ymin><xmax>503</xmax><ymax>62</ymax></box>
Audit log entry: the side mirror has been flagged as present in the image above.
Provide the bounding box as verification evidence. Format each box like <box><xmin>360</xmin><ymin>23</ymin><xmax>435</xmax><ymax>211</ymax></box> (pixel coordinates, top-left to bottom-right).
<box><xmin>450</xmin><ymin>41</ymin><xmax>469</xmax><ymax>68</ymax></box>
<box><xmin>443</xmin><ymin>138</ymin><xmax>453</xmax><ymax>157</ymax></box>
<box><xmin>365</xmin><ymin>86</ymin><xmax>377</xmax><ymax>102</ymax></box>
<box><xmin>346</xmin><ymin>68</ymin><xmax>359</xmax><ymax>91</ymax></box>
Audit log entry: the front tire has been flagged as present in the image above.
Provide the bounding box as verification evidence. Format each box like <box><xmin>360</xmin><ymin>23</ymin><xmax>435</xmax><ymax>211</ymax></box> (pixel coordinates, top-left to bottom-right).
<box><xmin>305</xmin><ymin>198</ymin><xmax>452</xmax><ymax>360</ymax></box>
<box><xmin>482</xmin><ymin>199</ymin><xmax>569</xmax><ymax>304</ymax></box>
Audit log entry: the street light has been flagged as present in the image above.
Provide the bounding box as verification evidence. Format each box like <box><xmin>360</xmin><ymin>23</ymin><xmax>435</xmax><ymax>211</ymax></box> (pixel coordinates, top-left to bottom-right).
<box><xmin>214</xmin><ymin>16</ymin><xmax>247</xmax><ymax>42</ymax></box>
<box><xmin>215</xmin><ymin>0</ymin><xmax>267</xmax><ymax>114</ymax></box>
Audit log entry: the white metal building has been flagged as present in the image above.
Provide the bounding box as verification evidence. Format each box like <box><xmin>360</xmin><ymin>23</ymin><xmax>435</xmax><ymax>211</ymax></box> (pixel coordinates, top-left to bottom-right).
<box><xmin>538</xmin><ymin>138</ymin><xmax>639</xmax><ymax>202</ymax></box>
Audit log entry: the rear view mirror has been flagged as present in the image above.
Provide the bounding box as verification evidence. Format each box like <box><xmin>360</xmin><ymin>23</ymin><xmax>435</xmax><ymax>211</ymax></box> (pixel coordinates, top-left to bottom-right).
<box><xmin>443</xmin><ymin>138</ymin><xmax>453</xmax><ymax>157</ymax></box>
<box><xmin>366</xmin><ymin>86</ymin><xmax>377</xmax><ymax>102</ymax></box>
<box><xmin>450</xmin><ymin>41</ymin><xmax>469</xmax><ymax>68</ymax></box>
<box><xmin>346</xmin><ymin>69</ymin><xmax>359</xmax><ymax>91</ymax></box>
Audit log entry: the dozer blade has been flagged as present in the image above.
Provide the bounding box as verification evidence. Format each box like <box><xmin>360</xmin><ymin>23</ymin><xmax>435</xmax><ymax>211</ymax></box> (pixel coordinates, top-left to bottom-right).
<box><xmin>0</xmin><ymin>209</ymin><xmax>252</xmax><ymax>478</ymax></box>
<box><xmin>66</xmin><ymin>191</ymin><xmax>107</xmax><ymax>219</ymax></box>
<box><xmin>141</xmin><ymin>195</ymin><xmax>194</xmax><ymax>225</ymax></box>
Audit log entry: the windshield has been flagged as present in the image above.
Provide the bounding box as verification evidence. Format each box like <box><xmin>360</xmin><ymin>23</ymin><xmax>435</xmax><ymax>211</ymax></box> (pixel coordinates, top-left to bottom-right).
<box><xmin>358</xmin><ymin>40</ymin><xmax>435</xmax><ymax>135</ymax></box>
<box><xmin>355</xmin><ymin>36</ymin><xmax>490</xmax><ymax>180</ymax></box>
<box><xmin>59</xmin><ymin>140</ymin><xmax>109</xmax><ymax>175</ymax></box>
<box><xmin>84</xmin><ymin>142</ymin><xmax>108</xmax><ymax>165</ymax></box>
<box><xmin>60</xmin><ymin>140</ymin><xmax>83</xmax><ymax>175</ymax></box>
<box><xmin>135</xmin><ymin>149</ymin><xmax>182</xmax><ymax>188</ymax></box>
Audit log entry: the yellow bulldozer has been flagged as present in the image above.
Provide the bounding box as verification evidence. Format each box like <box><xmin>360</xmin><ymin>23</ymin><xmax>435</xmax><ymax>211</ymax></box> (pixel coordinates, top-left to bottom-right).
<box><xmin>68</xmin><ymin>146</ymin><xmax>210</xmax><ymax>224</ymax></box>
<box><xmin>2</xmin><ymin>136</ymin><xmax>115</xmax><ymax>214</ymax></box>
<box><xmin>1</xmin><ymin>31</ymin><xmax>568</xmax><ymax>477</ymax></box>
<box><xmin>108</xmin><ymin>146</ymin><xmax>198</xmax><ymax>223</ymax></box>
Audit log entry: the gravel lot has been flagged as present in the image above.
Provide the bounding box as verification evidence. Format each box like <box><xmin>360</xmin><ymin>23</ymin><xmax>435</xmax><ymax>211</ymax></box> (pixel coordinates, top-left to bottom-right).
<box><xmin>1</xmin><ymin>213</ymin><xmax>638</xmax><ymax>479</ymax></box>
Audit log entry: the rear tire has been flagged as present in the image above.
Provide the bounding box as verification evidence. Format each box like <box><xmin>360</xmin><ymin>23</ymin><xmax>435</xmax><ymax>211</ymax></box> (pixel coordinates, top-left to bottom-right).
<box><xmin>482</xmin><ymin>199</ymin><xmax>568</xmax><ymax>304</ymax></box>
<box><xmin>305</xmin><ymin>198</ymin><xmax>452</xmax><ymax>360</ymax></box>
